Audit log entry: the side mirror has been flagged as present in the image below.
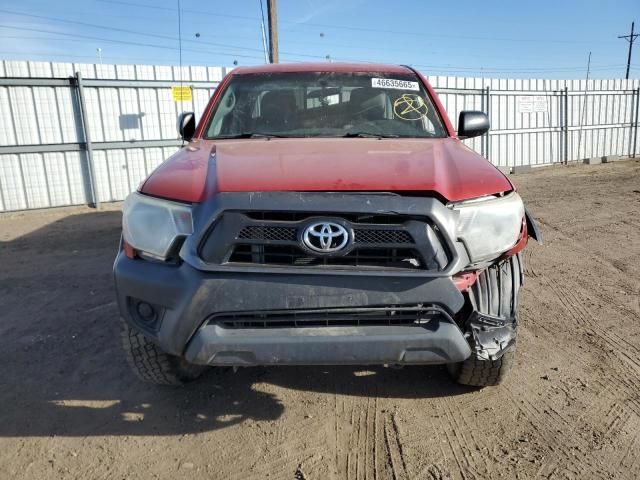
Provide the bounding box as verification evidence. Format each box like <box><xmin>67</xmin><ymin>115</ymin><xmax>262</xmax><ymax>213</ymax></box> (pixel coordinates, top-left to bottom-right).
<box><xmin>457</xmin><ymin>111</ymin><xmax>490</xmax><ymax>139</ymax></box>
<box><xmin>177</xmin><ymin>112</ymin><xmax>196</xmax><ymax>141</ymax></box>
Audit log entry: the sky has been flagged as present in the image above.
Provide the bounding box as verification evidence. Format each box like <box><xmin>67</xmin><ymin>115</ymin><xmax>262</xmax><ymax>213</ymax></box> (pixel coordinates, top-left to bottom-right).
<box><xmin>0</xmin><ymin>0</ymin><xmax>639</xmax><ymax>79</ymax></box>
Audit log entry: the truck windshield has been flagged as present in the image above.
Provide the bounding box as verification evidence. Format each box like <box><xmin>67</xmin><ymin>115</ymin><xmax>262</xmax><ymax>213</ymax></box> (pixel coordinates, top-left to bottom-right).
<box><xmin>204</xmin><ymin>71</ymin><xmax>447</xmax><ymax>139</ymax></box>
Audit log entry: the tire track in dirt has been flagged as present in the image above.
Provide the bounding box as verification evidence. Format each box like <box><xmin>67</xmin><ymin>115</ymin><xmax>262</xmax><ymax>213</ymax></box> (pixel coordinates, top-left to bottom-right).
<box><xmin>542</xmin><ymin>275</ymin><xmax>640</xmax><ymax>418</ymax></box>
<box><xmin>510</xmin><ymin>217</ymin><xmax>640</xmax><ymax>478</ymax></box>
<box><xmin>330</xmin><ymin>372</ymin><xmax>399</xmax><ymax>480</ymax></box>
<box><xmin>535</xmin><ymin>273</ymin><xmax>640</xmax><ymax>406</ymax></box>
<box><xmin>528</xmin><ymin>225</ymin><xmax>640</xmax><ymax>409</ymax></box>
<box><xmin>503</xmin><ymin>384</ymin><xmax>605</xmax><ymax>478</ymax></box>
<box><xmin>556</xmin><ymin>279</ymin><xmax>640</xmax><ymax>370</ymax></box>
<box><xmin>382</xmin><ymin>413</ymin><xmax>408</xmax><ymax>480</ymax></box>
<box><xmin>618</xmin><ymin>428</ymin><xmax>640</xmax><ymax>476</ymax></box>
<box><xmin>441</xmin><ymin>396</ymin><xmax>500</xmax><ymax>479</ymax></box>
<box><xmin>429</xmin><ymin>396</ymin><xmax>487</xmax><ymax>480</ymax></box>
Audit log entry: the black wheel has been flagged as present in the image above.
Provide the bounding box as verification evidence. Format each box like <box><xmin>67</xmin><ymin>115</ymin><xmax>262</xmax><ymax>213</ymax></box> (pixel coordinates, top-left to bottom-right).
<box><xmin>448</xmin><ymin>254</ymin><xmax>522</xmax><ymax>387</ymax></box>
<box><xmin>121</xmin><ymin>321</ymin><xmax>206</xmax><ymax>386</ymax></box>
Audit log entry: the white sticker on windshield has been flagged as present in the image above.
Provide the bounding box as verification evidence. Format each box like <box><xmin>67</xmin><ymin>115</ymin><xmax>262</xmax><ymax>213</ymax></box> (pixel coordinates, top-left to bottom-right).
<box><xmin>371</xmin><ymin>78</ymin><xmax>419</xmax><ymax>91</ymax></box>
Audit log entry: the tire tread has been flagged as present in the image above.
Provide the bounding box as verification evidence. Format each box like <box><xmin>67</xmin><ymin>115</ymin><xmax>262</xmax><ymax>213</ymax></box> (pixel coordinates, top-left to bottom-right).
<box><xmin>121</xmin><ymin>321</ymin><xmax>204</xmax><ymax>386</ymax></box>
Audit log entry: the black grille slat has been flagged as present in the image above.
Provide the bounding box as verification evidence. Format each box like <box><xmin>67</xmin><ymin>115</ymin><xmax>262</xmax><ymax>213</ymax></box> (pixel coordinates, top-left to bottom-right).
<box><xmin>237</xmin><ymin>226</ymin><xmax>413</xmax><ymax>245</ymax></box>
<box><xmin>353</xmin><ymin>229</ymin><xmax>413</xmax><ymax>244</ymax></box>
<box><xmin>237</xmin><ymin>226</ymin><xmax>297</xmax><ymax>241</ymax></box>
<box><xmin>211</xmin><ymin>306</ymin><xmax>443</xmax><ymax>329</ymax></box>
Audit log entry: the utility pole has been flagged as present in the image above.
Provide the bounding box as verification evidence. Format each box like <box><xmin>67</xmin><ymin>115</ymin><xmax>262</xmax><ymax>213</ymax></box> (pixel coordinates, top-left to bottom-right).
<box><xmin>618</xmin><ymin>21</ymin><xmax>639</xmax><ymax>80</ymax></box>
<box><xmin>267</xmin><ymin>0</ymin><xmax>279</xmax><ymax>63</ymax></box>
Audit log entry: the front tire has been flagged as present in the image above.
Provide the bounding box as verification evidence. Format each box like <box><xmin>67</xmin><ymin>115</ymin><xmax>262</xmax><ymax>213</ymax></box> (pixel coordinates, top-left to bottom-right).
<box><xmin>121</xmin><ymin>321</ymin><xmax>206</xmax><ymax>386</ymax></box>
<box><xmin>447</xmin><ymin>350</ymin><xmax>516</xmax><ymax>387</ymax></box>
<box><xmin>448</xmin><ymin>254</ymin><xmax>522</xmax><ymax>387</ymax></box>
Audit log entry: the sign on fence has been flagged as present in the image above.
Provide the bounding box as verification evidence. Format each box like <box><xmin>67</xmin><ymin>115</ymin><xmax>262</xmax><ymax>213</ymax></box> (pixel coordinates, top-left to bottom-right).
<box><xmin>171</xmin><ymin>86</ymin><xmax>192</xmax><ymax>102</ymax></box>
<box><xmin>517</xmin><ymin>95</ymin><xmax>548</xmax><ymax>113</ymax></box>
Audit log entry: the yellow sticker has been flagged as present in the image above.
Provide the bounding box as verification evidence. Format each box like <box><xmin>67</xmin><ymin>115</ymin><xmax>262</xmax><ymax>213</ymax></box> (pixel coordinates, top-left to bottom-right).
<box><xmin>171</xmin><ymin>86</ymin><xmax>192</xmax><ymax>102</ymax></box>
<box><xmin>393</xmin><ymin>94</ymin><xmax>428</xmax><ymax>120</ymax></box>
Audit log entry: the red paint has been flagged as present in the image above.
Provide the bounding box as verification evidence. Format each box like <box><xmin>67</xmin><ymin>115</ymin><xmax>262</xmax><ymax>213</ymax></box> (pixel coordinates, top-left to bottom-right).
<box><xmin>141</xmin><ymin>137</ymin><xmax>513</xmax><ymax>202</ymax></box>
<box><xmin>141</xmin><ymin>140</ymin><xmax>216</xmax><ymax>203</ymax></box>
<box><xmin>453</xmin><ymin>271</ymin><xmax>479</xmax><ymax>292</ymax></box>
<box><xmin>123</xmin><ymin>239</ymin><xmax>136</xmax><ymax>259</ymax></box>
<box><xmin>142</xmin><ymin>62</ymin><xmax>514</xmax><ymax>204</ymax></box>
<box><xmin>231</xmin><ymin>62</ymin><xmax>414</xmax><ymax>75</ymax></box>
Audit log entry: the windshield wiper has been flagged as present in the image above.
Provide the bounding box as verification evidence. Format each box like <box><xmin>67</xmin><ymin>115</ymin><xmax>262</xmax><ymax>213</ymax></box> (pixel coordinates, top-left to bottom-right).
<box><xmin>342</xmin><ymin>132</ymin><xmax>399</xmax><ymax>139</ymax></box>
<box><xmin>213</xmin><ymin>132</ymin><xmax>290</xmax><ymax>139</ymax></box>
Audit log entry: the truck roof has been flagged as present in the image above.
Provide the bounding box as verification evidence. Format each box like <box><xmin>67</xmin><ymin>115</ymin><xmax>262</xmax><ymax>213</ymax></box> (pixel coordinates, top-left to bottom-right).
<box><xmin>231</xmin><ymin>62</ymin><xmax>414</xmax><ymax>75</ymax></box>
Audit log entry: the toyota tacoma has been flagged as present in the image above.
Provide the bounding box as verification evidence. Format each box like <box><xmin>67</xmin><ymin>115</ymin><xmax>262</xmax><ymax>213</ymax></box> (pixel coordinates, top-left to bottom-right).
<box><xmin>114</xmin><ymin>63</ymin><xmax>541</xmax><ymax>387</ymax></box>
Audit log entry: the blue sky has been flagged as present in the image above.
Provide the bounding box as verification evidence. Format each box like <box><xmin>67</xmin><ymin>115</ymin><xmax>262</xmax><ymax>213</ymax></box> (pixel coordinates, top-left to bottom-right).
<box><xmin>0</xmin><ymin>0</ymin><xmax>638</xmax><ymax>79</ymax></box>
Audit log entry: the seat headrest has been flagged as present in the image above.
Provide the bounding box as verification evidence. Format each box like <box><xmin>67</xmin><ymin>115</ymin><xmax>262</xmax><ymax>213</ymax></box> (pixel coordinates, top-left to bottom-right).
<box><xmin>349</xmin><ymin>88</ymin><xmax>386</xmax><ymax>120</ymax></box>
<box><xmin>261</xmin><ymin>90</ymin><xmax>297</xmax><ymax>115</ymax></box>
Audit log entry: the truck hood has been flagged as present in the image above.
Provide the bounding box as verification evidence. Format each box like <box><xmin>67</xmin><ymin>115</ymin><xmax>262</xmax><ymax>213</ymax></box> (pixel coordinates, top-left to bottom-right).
<box><xmin>141</xmin><ymin>137</ymin><xmax>513</xmax><ymax>203</ymax></box>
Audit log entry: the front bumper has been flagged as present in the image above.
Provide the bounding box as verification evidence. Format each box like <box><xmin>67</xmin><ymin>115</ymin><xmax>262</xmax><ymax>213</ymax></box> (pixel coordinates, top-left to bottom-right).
<box><xmin>114</xmin><ymin>252</ymin><xmax>470</xmax><ymax>366</ymax></box>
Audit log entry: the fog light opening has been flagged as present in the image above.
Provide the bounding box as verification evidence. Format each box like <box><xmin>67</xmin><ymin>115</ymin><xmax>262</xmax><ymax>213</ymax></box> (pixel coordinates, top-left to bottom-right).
<box><xmin>136</xmin><ymin>301</ymin><xmax>157</xmax><ymax>324</ymax></box>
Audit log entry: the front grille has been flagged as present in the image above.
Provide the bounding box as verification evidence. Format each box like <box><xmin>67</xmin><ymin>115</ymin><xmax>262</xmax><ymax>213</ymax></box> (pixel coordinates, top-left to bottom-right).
<box><xmin>211</xmin><ymin>306</ymin><xmax>444</xmax><ymax>329</ymax></box>
<box><xmin>229</xmin><ymin>245</ymin><xmax>422</xmax><ymax>269</ymax></box>
<box><xmin>199</xmin><ymin>210</ymin><xmax>450</xmax><ymax>272</ymax></box>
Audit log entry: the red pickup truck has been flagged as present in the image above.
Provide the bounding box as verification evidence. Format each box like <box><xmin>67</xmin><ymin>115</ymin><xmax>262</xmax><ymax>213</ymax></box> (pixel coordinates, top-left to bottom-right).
<box><xmin>114</xmin><ymin>62</ymin><xmax>541</xmax><ymax>387</ymax></box>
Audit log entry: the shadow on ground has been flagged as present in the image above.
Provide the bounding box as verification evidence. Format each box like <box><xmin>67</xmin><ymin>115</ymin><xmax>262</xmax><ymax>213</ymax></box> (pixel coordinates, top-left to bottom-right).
<box><xmin>0</xmin><ymin>210</ymin><xmax>472</xmax><ymax>438</ymax></box>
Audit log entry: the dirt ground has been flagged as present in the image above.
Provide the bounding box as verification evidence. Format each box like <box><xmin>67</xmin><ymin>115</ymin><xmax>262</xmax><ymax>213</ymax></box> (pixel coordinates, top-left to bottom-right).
<box><xmin>0</xmin><ymin>160</ymin><xmax>639</xmax><ymax>480</ymax></box>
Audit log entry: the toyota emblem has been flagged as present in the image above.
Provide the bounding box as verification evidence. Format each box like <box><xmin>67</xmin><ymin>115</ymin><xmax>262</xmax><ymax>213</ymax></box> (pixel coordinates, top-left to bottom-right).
<box><xmin>302</xmin><ymin>222</ymin><xmax>349</xmax><ymax>253</ymax></box>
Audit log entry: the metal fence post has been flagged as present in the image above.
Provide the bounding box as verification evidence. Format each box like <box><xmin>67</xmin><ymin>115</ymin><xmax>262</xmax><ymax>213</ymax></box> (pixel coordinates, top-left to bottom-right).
<box><xmin>74</xmin><ymin>71</ymin><xmax>99</xmax><ymax>208</ymax></box>
<box><xmin>485</xmin><ymin>86</ymin><xmax>491</xmax><ymax>162</ymax></box>
<box><xmin>633</xmin><ymin>87</ymin><xmax>640</xmax><ymax>158</ymax></box>
<box><xmin>627</xmin><ymin>89</ymin><xmax>636</xmax><ymax>158</ymax></box>
<box><xmin>563</xmin><ymin>86</ymin><xmax>569</xmax><ymax>164</ymax></box>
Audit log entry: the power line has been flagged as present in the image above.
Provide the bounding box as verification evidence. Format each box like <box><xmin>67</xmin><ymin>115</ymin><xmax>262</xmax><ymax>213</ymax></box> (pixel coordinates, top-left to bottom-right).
<box><xmin>409</xmin><ymin>62</ymin><xmax>630</xmax><ymax>74</ymax></box>
<box><xmin>0</xmin><ymin>8</ymin><xmax>633</xmax><ymax>76</ymax></box>
<box><xmin>0</xmin><ymin>9</ymin><xmax>268</xmax><ymax>54</ymax></box>
<box><xmin>0</xmin><ymin>44</ymin><xmax>634</xmax><ymax>77</ymax></box>
<box><xmin>0</xmin><ymin>27</ymin><xmax>630</xmax><ymax>75</ymax></box>
<box><xmin>95</xmin><ymin>0</ymin><xmax>615</xmax><ymax>45</ymax></box>
<box><xmin>0</xmin><ymin>49</ymin><xmax>198</xmax><ymax>63</ymax></box>
<box><xmin>0</xmin><ymin>8</ymin><xmax>331</xmax><ymax>60</ymax></box>
<box><xmin>258</xmin><ymin>0</ymin><xmax>269</xmax><ymax>63</ymax></box>
<box><xmin>0</xmin><ymin>8</ymin><xmax>513</xmax><ymax>64</ymax></box>
<box><xmin>0</xmin><ymin>25</ymin><xmax>267</xmax><ymax>61</ymax></box>
<box><xmin>2</xmin><ymin>8</ymin><xmax>629</xmax><ymax>73</ymax></box>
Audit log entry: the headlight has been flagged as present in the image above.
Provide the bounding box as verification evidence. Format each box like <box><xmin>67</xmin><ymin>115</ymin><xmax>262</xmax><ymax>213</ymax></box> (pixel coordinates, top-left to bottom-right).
<box><xmin>452</xmin><ymin>192</ymin><xmax>524</xmax><ymax>263</ymax></box>
<box><xmin>122</xmin><ymin>192</ymin><xmax>193</xmax><ymax>260</ymax></box>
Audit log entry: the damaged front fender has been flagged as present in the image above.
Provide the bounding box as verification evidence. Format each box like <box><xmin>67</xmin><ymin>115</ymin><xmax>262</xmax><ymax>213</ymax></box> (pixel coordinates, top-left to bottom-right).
<box><xmin>525</xmin><ymin>207</ymin><xmax>543</xmax><ymax>244</ymax></box>
<box><xmin>467</xmin><ymin>311</ymin><xmax>517</xmax><ymax>361</ymax></box>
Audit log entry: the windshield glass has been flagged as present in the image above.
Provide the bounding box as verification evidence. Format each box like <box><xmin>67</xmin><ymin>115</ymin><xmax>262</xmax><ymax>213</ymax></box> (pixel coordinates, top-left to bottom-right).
<box><xmin>204</xmin><ymin>71</ymin><xmax>447</xmax><ymax>139</ymax></box>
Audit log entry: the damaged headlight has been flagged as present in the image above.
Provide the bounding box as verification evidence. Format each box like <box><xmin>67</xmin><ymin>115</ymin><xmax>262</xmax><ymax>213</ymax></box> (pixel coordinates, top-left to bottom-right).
<box><xmin>122</xmin><ymin>192</ymin><xmax>193</xmax><ymax>260</ymax></box>
<box><xmin>451</xmin><ymin>192</ymin><xmax>524</xmax><ymax>263</ymax></box>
